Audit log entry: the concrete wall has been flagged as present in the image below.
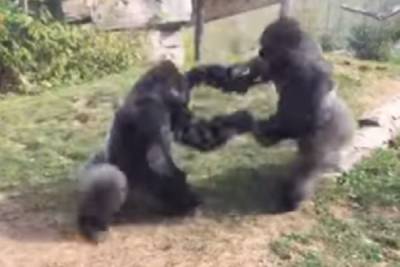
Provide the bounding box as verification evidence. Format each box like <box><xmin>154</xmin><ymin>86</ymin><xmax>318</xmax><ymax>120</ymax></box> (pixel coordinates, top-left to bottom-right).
<box><xmin>192</xmin><ymin>0</ymin><xmax>400</xmax><ymax>63</ymax></box>
<box><xmin>61</xmin><ymin>0</ymin><xmax>193</xmax><ymax>29</ymax></box>
<box><xmin>59</xmin><ymin>0</ymin><xmax>279</xmax><ymax>29</ymax></box>
<box><xmin>203</xmin><ymin>0</ymin><xmax>279</xmax><ymax>21</ymax></box>
<box><xmin>193</xmin><ymin>5</ymin><xmax>280</xmax><ymax>63</ymax></box>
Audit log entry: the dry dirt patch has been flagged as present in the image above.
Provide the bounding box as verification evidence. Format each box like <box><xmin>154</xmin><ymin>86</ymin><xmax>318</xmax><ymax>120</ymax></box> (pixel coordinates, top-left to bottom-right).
<box><xmin>0</xmin><ymin>198</ymin><xmax>315</xmax><ymax>267</ymax></box>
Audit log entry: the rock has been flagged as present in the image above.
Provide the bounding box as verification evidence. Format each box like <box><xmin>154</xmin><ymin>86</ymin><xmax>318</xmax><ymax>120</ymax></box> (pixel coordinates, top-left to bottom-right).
<box><xmin>338</xmin><ymin>94</ymin><xmax>400</xmax><ymax>173</ymax></box>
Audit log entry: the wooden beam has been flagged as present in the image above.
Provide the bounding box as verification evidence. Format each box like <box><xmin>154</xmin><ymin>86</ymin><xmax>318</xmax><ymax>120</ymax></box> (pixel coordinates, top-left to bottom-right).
<box><xmin>280</xmin><ymin>0</ymin><xmax>294</xmax><ymax>18</ymax></box>
<box><xmin>194</xmin><ymin>0</ymin><xmax>205</xmax><ymax>62</ymax></box>
<box><xmin>203</xmin><ymin>0</ymin><xmax>280</xmax><ymax>22</ymax></box>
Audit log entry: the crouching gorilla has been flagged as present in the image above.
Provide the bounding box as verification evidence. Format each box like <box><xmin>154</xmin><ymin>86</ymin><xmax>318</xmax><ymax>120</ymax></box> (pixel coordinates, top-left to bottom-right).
<box><xmin>185</xmin><ymin>17</ymin><xmax>355</xmax><ymax>211</ymax></box>
<box><xmin>77</xmin><ymin>60</ymin><xmax>254</xmax><ymax>242</ymax></box>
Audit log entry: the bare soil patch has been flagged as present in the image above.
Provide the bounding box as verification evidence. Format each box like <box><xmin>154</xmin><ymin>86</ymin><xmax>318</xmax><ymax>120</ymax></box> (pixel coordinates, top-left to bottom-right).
<box><xmin>0</xmin><ymin>195</ymin><xmax>315</xmax><ymax>267</ymax></box>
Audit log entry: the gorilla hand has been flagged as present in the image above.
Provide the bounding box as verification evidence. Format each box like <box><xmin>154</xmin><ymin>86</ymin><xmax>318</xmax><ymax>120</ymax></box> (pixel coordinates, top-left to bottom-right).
<box><xmin>253</xmin><ymin>117</ymin><xmax>284</xmax><ymax>147</ymax></box>
<box><xmin>213</xmin><ymin>110</ymin><xmax>255</xmax><ymax>134</ymax></box>
<box><xmin>174</xmin><ymin>110</ymin><xmax>254</xmax><ymax>152</ymax></box>
<box><xmin>185</xmin><ymin>58</ymin><xmax>265</xmax><ymax>94</ymax></box>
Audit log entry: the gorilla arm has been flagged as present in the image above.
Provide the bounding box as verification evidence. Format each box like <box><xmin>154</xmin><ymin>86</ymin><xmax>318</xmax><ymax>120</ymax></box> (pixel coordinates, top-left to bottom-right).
<box><xmin>146</xmin><ymin>125</ymin><xmax>186</xmax><ymax>180</ymax></box>
<box><xmin>184</xmin><ymin>57</ymin><xmax>268</xmax><ymax>94</ymax></box>
<box><xmin>173</xmin><ymin>107</ymin><xmax>254</xmax><ymax>151</ymax></box>
<box><xmin>252</xmin><ymin>115</ymin><xmax>293</xmax><ymax>147</ymax></box>
<box><xmin>146</xmin><ymin>124</ymin><xmax>201</xmax><ymax>213</ymax></box>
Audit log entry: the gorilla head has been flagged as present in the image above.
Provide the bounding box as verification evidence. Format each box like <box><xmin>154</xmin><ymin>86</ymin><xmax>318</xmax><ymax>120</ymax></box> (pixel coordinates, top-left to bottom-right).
<box><xmin>259</xmin><ymin>18</ymin><xmax>303</xmax><ymax>55</ymax></box>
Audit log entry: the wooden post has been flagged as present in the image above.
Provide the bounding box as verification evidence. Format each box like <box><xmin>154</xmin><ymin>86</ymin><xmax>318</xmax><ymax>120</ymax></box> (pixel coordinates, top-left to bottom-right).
<box><xmin>194</xmin><ymin>0</ymin><xmax>204</xmax><ymax>62</ymax></box>
<box><xmin>280</xmin><ymin>0</ymin><xmax>293</xmax><ymax>18</ymax></box>
<box><xmin>22</xmin><ymin>0</ymin><xmax>29</xmax><ymax>13</ymax></box>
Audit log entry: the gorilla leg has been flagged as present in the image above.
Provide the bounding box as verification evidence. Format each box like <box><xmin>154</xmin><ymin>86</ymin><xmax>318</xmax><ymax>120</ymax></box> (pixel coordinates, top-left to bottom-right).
<box><xmin>77</xmin><ymin>158</ymin><xmax>128</xmax><ymax>242</ymax></box>
<box><xmin>281</xmin><ymin>94</ymin><xmax>355</xmax><ymax>211</ymax></box>
<box><xmin>279</xmin><ymin>137</ymin><xmax>323</xmax><ymax>211</ymax></box>
<box><xmin>298</xmin><ymin>91</ymin><xmax>355</xmax><ymax>172</ymax></box>
<box><xmin>252</xmin><ymin>117</ymin><xmax>314</xmax><ymax>211</ymax></box>
<box><xmin>252</xmin><ymin>115</ymin><xmax>289</xmax><ymax>147</ymax></box>
<box><xmin>145</xmin><ymin>133</ymin><xmax>201</xmax><ymax>216</ymax></box>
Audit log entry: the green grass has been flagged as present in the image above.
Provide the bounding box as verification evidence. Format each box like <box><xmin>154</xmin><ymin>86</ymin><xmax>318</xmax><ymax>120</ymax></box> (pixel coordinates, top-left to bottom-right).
<box><xmin>0</xmin><ymin>68</ymin><xmax>141</xmax><ymax>189</ymax></box>
<box><xmin>0</xmin><ymin>55</ymin><xmax>399</xmax><ymax>265</ymax></box>
<box><xmin>269</xmin><ymin>138</ymin><xmax>400</xmax><ymax>267</ymax></box>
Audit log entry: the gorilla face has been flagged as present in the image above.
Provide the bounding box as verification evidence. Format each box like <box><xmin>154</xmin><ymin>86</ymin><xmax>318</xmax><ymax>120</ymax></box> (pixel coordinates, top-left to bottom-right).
<box><xmin>259</xmin><ymin>18</ymin><xmax>303</xmax><ymax>55</ymax></box>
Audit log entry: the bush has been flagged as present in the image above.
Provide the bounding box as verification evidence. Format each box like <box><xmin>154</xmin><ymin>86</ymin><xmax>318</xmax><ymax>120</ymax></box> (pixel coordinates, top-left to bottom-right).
<box><xmin>319</xmin><ymin>33</ymin><xmax>342</xmax><ymax>52</ymax></box>
<box><xmin>347</xmin><ymin>24</ymin><xmax>395</xmax><ymax>61</ymax></box>
<box><xmin>0</xmin><ymin>3</ymin><xmax>144</xmax><ymax>94</ymax></box>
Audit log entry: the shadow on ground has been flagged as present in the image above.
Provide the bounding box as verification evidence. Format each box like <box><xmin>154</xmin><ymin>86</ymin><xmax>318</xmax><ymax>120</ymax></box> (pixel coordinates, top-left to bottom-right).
<box><xmin>0</xmin><ymin>180</ymin><xmax>77</xmax><ymax>243</ymax></box>
<box><xmin>195</xmin><ymin>163</ymin><xmax>294</xmax><ymax>216</ymax></box>
<box><xmin>0</xmin><ymin>162</ymin><xmax>295</xmax><ymax>244</ymax></box>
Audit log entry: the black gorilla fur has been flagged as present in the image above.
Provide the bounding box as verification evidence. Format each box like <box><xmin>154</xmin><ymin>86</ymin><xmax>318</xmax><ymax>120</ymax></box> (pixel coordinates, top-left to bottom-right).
<box><xmin>77</xmin><ymin>153</ymin><xmax>128</xmax><ymax>242</ymax></box>
<box><xmin>77</xmin><ymin>60</ymin><xmax>254</xmax><ymax>242</ymax></box>
<box><xmin>185</xmin><ymin>17</ymin><xmax>355</xmax><ymax>211</ymax></box>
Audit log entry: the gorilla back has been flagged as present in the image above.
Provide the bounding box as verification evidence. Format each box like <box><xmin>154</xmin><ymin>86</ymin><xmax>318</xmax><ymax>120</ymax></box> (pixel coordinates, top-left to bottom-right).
<box><xmin>106</xmin><ymin>61</ymin><xmax>199</xmax><ymax>215</ymax></box>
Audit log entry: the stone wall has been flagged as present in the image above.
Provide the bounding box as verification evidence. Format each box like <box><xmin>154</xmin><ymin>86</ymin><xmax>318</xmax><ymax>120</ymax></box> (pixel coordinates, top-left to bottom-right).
<box><xmin>61</xmin><ymin>0</ymin><xmax>193</xmax><ymax>29</ymax></box>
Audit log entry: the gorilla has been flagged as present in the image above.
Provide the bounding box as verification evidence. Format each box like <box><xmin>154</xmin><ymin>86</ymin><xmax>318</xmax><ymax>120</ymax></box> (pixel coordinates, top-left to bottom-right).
<box><xmin>185</xmin><ymin>17</ymin><xmax>355</xmax><ymax>211</ymax></box>
<box><xmin>77</xmin><ymin>60</ymin><xmax>254</xmax><ymax>242</ymax></box>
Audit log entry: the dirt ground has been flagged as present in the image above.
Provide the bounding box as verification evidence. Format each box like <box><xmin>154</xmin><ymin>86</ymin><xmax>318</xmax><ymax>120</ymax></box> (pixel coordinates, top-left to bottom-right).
<box><xmin>0</xmin><ymin>193</ymin><xmax>316</xmax><ymax>267</ymax></box>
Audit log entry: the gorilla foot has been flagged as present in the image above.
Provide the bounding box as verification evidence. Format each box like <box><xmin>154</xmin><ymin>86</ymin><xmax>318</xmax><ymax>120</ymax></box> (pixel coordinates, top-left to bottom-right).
<box><xmin>279</xmin><ymin>192</ymin><xmax>303</xmax><ymax>212</ymax></box>
<box><xmin>277</xmin><ymin>181</ymin><xmax>308</xmax><ymax>213</ymax></box>
<box><xmin>78</xmin><ymin>216</ymin><xmax>109</xmax><ymax>244</ymax></box>
<box><xmin>161</xmin><ymin>189</ymin><xmax>202</xmax><ymax>217</ymax></box>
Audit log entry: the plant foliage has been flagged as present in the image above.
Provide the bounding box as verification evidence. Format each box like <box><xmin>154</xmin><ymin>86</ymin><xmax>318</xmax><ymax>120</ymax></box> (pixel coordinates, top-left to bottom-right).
<box><xmin>319</xmin><ymin>33</ymin><xmax>342</xmax><ymax>52</ymax></box>
<box><xmin>0</xmin><ymin>2</ymin><xmax>144</xmax><ymax>94</ymax></box>
<box><xmin>347</xmin><ymin>23</ymin><xmax>398</xmax><ymax>61</ymax></box>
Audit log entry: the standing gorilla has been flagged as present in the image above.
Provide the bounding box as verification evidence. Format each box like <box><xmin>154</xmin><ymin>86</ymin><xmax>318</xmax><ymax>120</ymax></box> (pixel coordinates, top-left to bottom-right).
<box><xmin>77</xmin><ymin>60</ymin><xmax>254</xmax><ymax>242</ymax></box>
<box><xmin>185</xmin><ymin>17</ymin><xmax>355</xmax><ymax>211</ymax></box>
